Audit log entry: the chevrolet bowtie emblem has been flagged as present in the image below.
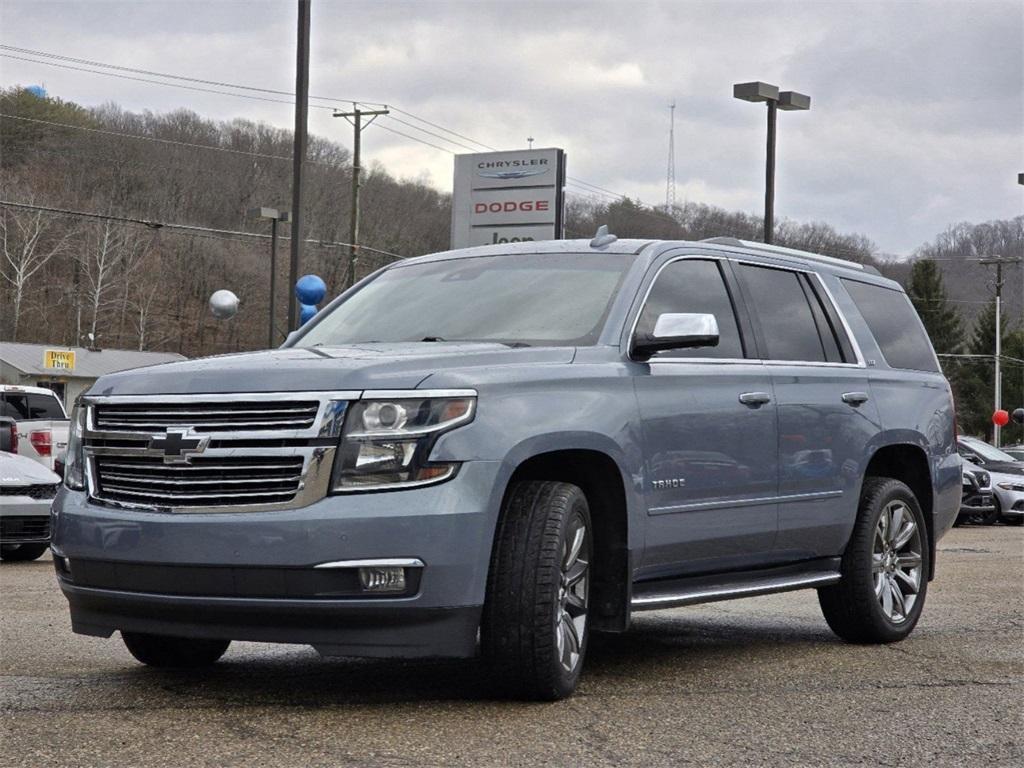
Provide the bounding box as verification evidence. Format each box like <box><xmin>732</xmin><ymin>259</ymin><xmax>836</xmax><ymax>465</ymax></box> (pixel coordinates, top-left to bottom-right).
<box><xmin>148</xmin><ymin>428</ymin><xmax>209</xmax><ymax>464</ymax></box>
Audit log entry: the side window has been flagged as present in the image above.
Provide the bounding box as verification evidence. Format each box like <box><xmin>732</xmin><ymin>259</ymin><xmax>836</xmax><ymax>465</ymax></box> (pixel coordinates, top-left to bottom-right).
<box><xmin>635</xmin><ymin>259</ymin><xmax>745</xmax><ymax>359</ymax></box>
<box><xmin>841</xmin><ymin>279</ymin><xmax>940</xmax><ymax>372</ymax></box>
<box><xmin>739</xmin><ymin>265</ymin><xmax>832</xmax><ymax>362</ymax></box>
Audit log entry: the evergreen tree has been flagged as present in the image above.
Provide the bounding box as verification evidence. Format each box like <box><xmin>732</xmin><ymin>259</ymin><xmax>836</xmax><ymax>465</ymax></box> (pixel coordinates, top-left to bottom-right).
<box><xmin>906</xmin><ymin>259</ymin><xmax>963</xmax><ymax>354</ymax></box>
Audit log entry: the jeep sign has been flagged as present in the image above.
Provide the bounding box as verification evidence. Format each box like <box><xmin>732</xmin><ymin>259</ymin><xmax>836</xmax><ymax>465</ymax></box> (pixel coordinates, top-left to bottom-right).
<box><xmin>451</xmin><ymin>148</ymin><xmax>566</xmax><ymax>248</ymax></box>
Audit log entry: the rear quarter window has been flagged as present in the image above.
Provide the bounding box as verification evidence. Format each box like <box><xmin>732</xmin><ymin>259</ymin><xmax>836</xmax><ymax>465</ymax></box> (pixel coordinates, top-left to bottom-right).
<box><xmin>841</xmin><ymin>279</ymin><xmax>939</xmax><ymax>372</ymax></box>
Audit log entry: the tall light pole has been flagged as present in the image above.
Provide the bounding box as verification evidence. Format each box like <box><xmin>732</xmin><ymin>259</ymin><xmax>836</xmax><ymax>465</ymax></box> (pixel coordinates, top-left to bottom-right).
<box><xmin>980</xmin><ymin>255</ymin><xmax>1023</xmax><ymax>446</ymax></box>
<box><xmin>248</xmin><ymin>207</ymin><xmax>290</xmax><ymax>348</ymax></box>
<box><xmin>733</xmin><ymin>82</ymin><xmax>810</xmax><ymax>244</ymax></box>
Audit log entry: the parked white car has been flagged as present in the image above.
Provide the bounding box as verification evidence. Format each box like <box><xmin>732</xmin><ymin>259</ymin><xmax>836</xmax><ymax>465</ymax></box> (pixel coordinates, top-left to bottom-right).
<box><xmin>0</xmin><ymin>451</ymin><xmax>59</xmax><ymax>561</ymax></box>
<box><xmin>0</xmin><ymin>384</ymin><xmax>70</xmax><ymax>472</ymax></box>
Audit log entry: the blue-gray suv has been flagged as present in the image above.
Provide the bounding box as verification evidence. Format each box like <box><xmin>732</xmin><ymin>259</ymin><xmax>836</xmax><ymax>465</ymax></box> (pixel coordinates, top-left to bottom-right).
<box><xmin>52</xmin><ymin>234</ymin><xmax>962</xmax><ymax>700</ymax></box>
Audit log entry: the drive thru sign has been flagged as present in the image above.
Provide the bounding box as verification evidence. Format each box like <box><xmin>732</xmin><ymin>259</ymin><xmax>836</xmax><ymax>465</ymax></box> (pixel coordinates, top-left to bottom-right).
<box><xmin>43</xmin><ymin>349</ymin><xmax>75</xmax><ymax>372</ymax></box>
<box><xmin>450</xmin><ymin>148</ymin><xmax>566</xmax><ymax>249</ymax></box>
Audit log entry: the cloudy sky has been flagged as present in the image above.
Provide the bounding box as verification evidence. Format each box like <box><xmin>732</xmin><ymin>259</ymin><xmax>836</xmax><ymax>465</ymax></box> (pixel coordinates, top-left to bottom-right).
<box><xmin>1</xmin><ymin>0</ymin><xmax>1021</xmax><ymax>255</ymax></box>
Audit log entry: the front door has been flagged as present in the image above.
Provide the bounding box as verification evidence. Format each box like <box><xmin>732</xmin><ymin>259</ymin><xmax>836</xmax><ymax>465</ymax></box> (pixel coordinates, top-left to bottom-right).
<box><xmin>632</xmin><ymin>257</ymin><xmax>779</xmax><ymax>579</ymax></box>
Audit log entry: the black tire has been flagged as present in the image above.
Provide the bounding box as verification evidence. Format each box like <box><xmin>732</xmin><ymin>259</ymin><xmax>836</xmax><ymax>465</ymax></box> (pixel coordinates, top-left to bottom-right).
<box><xmin>122</xmin><ymin>632</ymin><xmax>230</xmax><ymax>667</ymax></box>
<box><xmin>0</xmin><ymin>543</ymin><xmax>49</xmax><ymax>562</ymax></box>
<box><xmin>818</xmin><ymin>477</ymin><xmax>930</xmax><ymax>644</ymax></box>
<box><xmin>482</xmin><ymin>480</ymin><xmax>593</xmax><ymax>701</ymax></box>
<box><xmin>1004</xmin><ymin>515</ymin><xmax>1023</xmax><ymax>526</ymax></box>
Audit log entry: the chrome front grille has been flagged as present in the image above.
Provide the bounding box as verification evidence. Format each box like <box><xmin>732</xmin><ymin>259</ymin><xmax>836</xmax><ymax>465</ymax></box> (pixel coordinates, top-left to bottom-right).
<box><xmin>82</xmin><ymin>391</ymin><xmax>357</xmax><ymax>513</ymax></box>
<box><xmin>94</xmin><ymin>455</ymin><xmax>305</xmax><ymax>507</ymax></box>
<box><xmin>93</xmin><ymin>401</ymin><xmax>320</xmax><ymax>432</ymax></box>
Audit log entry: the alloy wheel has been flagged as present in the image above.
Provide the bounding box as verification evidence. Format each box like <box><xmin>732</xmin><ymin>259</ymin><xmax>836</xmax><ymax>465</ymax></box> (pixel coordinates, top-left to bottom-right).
<box><xmin>872</xmin><ymin>501</ymin><xmax>923</xmax><ymax>623</ymax></box>
<box><xmin>555</xmin><ymin>512</ymin><xmax>590</xmax><ymax>673</ymax></box>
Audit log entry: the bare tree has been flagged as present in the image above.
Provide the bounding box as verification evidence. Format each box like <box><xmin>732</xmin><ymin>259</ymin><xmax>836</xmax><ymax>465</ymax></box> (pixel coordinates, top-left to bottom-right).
<box><xmin>0</xmin><ymin>205</ymin><xmax>71</xmax><ymax>339</ymax></box>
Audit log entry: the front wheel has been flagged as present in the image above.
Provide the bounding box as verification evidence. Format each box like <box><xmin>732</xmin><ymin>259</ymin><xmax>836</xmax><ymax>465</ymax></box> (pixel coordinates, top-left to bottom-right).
<box><xmin>122</xmin><ymin>632</ymin><xmax>230</xmax><ymax>667</ymax></box>
<box><xmin>819</xmin><ymin>477</ymin><xmax>930</xmax><ymax>643</ymax></box>
<box><xmin>482</xmin><ymin>480</ymin><xmax>592</xmax><ymax>700</ymax></box>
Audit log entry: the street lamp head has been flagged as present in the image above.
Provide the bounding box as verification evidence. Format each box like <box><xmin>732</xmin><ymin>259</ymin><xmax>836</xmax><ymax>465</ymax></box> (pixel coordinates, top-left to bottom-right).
<box><xmin>733</xmin><ymin>81</ymin><xmax>779</xmax><ymax>103</ymax></box>
<box><xmin>248</xmin><ymin>207</ymin><xmax>290</xmax><ymax>222</ymax></box>
<box><xmin>778</xmin><ymin>91</ymin><xmax>811</xmax><ymax>111</ymax></box>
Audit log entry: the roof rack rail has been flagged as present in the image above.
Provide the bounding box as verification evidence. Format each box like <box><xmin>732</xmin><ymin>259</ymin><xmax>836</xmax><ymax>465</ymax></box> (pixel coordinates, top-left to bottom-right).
<box><xmin>700</xmin><ymin>237</ymin><xmax>867</xmax><ymax>272</ymax></box>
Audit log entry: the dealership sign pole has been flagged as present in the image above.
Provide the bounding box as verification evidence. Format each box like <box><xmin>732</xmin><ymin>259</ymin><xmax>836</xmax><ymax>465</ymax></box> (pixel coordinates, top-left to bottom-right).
<box><xmin>451</xmin><ymin>148</ymin><xmax>566</xmax><ymax>249</ymax></box>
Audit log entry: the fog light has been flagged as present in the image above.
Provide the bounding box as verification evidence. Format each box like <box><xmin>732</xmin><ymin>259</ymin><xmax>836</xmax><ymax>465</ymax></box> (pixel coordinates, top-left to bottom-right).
<box><xmin>358</xmin><ymin>566</ymin><xmax>407</xmax><ymax>593</ymax></box>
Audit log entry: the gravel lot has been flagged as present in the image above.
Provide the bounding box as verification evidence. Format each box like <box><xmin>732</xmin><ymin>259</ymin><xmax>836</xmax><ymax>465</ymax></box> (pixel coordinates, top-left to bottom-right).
<box><xmin>1</xmin><ymin>524</ymin><xmax>1021</xmax><ymax>767</ymax></box>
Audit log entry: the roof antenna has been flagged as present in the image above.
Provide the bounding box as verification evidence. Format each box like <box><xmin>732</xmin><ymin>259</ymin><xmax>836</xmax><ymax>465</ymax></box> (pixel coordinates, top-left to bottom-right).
<box><xmin>590</xmin><ymin>225</ymin><xmax>618</xmax><ymax>248</ymax></box>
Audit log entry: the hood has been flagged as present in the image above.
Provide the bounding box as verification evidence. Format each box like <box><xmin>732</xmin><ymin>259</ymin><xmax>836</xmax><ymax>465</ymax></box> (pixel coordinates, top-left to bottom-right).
<box><xmin>963</xmin><ymin>457</ymin><xmax>1024</xmax><ymax>478</ymax></box>
<box><xmin>0</xmin><ymin>452</ymin><xmax>61</xmax><ymax>486</ymax></box>
<box><xmin>86</xmin><ymin>343</ymin><xmax>576</xmax><ymax>396</ymax></box>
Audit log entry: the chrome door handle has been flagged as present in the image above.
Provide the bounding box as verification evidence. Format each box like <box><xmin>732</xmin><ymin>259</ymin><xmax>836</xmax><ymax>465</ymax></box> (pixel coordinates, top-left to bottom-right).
<box><xmin>842</xmin><ymin>391</ymin><xmax>870</xmax><ymax>406</ymax></box>
<box><xmin>739</xmin><ymin>392</ymin><xmax>772</xmax><ymax>406</ymax></box>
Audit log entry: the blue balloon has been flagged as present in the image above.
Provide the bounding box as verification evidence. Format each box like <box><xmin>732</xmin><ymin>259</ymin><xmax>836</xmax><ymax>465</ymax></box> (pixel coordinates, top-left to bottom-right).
<box><xmin>299</xmin><ymin>303</ymin><xmax>318</xmax><ymax>325</ymax></box>
<box><xmin>295</xmin><ymin>274</ymin><xmax>327</xmax><ymax>306</ymax></box>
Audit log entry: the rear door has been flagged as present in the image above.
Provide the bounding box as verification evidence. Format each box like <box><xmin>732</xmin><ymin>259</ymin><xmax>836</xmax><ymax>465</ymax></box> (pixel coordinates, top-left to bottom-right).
<box><xmin>734</xmin><ymin>264</ymin><xmax>881</xmax><ymax>561</ymax></box>
<box><xmin>632</xmin><ymin>256</ymin><xmax>780</xmax><ymax>578</ymax></box>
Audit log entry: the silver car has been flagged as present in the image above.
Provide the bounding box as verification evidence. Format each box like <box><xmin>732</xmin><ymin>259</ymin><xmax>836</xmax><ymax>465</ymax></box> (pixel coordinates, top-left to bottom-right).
<box><xmin>1</xmin><ymin>451</ymin><xmax>59</xmax><ymax>561</ymax></box>
<box><xmin>957</xmin><ymin>436</ymin><xmax>1024</xmax><ymax>526</ymax></box>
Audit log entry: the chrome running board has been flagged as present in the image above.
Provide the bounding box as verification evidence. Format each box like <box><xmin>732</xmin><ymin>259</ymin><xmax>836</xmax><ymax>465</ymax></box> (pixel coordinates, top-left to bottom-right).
<box><xmin>631</xmin><ymin>569</ymin><xmax>841</xmax><ymax>611</ymax></box>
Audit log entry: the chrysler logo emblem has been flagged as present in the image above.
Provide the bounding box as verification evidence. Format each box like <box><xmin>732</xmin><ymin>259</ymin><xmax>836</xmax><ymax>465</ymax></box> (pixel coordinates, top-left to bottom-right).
<box><xmin>148</xmin><ymin>428</ymin><xmax>208</xmax><ymax>464</ymax></box>
<box><xmin>477</xmin><ymin>167</ymin><xmax>550</xmax><ymax>180</ymax></box>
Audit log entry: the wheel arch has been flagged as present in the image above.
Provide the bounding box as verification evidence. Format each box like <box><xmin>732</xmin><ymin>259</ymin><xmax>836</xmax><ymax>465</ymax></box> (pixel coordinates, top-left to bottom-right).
<box><xmin>489</xmin><ymin>435</ymin><xmax>638</xmax><ymax>632</ymax></box>
<box><xmin>862</xmin><ymin>441</ymin><xmax>936</xmax><ymax>580</ymax></box>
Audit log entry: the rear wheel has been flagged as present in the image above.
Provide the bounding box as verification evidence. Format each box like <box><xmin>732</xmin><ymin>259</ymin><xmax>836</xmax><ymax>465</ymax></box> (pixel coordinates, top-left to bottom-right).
<box><xmin>122</xmin><ymin>632</ymin><xmax>230</xmax><ymax>667</ymax></box>
<box><xmin>482</xmin><ymin>480</ymin><xmax>592</xmax><ymax>700</ymax></box>
<box><xmin>819</xmin><ymin>477</ymin><xmax>929</xmax><ymax>643</ymax></box>
<box><xmin>0</xmin><ymin>543</ymin><xmax>49</xmax><ymax>562</ymax></box>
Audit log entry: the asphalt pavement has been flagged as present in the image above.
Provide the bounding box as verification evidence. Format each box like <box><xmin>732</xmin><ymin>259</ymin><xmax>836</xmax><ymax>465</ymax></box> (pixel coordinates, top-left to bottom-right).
<box><xmin>1</xmin><ymin>524</ymin><xmax>1021</xmax><ymax>767</ymax></box>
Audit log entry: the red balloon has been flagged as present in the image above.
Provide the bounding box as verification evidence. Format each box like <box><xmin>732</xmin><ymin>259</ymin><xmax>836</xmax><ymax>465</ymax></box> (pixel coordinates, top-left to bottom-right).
<box><xmin>993</xmin><ymin>409</ymin><xmax>1010</xmax><ymax>427</ymax></box>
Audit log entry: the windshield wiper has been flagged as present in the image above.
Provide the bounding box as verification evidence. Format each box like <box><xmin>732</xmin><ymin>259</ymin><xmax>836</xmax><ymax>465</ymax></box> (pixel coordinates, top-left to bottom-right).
<box><xmin>420</xmin><ymin>336</ymin><xmax>446</xmax><ymax>342</ymax></box>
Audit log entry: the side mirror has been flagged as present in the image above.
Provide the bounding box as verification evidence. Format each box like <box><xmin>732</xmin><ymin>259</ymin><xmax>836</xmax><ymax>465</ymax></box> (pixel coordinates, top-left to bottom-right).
<box><xmin>632</xmin><ymin>313</ymin><xmax>719</xmax><ymax>362</ymax></box>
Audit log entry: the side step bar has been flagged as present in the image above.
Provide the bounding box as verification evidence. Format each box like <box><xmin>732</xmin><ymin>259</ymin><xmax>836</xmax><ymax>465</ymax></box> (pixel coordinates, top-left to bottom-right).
<box><xmin>631</xmin><ymin>567</ymin><xmax>841</xmax><ymax>612</ymax></box>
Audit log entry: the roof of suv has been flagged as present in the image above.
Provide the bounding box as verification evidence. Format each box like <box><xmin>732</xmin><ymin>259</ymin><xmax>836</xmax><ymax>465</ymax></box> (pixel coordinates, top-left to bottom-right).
<box><xmin>407</xmin><ymin>236</ymin><xmax>885</xmax><ymax>283</ymax></box>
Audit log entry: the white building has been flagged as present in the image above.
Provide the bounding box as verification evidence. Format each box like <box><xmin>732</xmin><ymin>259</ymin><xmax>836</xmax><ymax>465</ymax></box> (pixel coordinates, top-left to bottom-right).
<box><xmin>0</xmin><ymin>342</ymin><xmax>185</xmax><ymax>409</ymax></box>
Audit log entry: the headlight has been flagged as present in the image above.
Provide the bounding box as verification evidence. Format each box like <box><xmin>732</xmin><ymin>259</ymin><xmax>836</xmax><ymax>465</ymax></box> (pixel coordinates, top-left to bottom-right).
<box><xmin>996</xmin><ymin>481</ymin><xmax>1024</xmax><ymax>492</ymax></box>
<box><xmin>64</xmin><ymin>403</ymin><xmax>86</xmax><ymax>491</ymax></box>
<box><xmin>331</xmin><ymin>394</ymin><xmax>475</xmax><ymax>491</ymax></box>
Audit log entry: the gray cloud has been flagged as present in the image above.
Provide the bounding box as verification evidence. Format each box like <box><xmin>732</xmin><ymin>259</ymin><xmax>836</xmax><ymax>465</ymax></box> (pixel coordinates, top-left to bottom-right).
<box><xmin>1</xmin><ymin>0</ymin><xmax>1021</xmax><ymax>254</ymax></box>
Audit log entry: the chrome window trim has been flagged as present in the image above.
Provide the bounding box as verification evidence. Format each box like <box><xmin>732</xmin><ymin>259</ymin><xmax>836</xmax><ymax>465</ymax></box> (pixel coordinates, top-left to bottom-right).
<box><xmin>625</xmin><ymin>253</ymin><xmax>867</xmax><ymax>369</ymax></box>
<box><xmin>733</xmin><ymin>259</ymin><xmax>867</xmax><ymax>369</ymax></box>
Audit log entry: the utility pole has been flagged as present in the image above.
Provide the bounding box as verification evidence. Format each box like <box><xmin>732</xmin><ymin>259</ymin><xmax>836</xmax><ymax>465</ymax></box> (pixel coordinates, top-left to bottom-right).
<box><xmin>665</xmin><ymin>102</ymin><xmax>676</xmax><ymax>213</ymax></box>
<box><xmin>333</xmin><ymin>106</ymin><xmax>390</xmax><ymax>288</ymax></box>
<box><xmin>288</xmin><ymin>0</ymin><xmax>311</xmax><ymax>330</ymax></box>
<box><xmin>980</xmin><ymin>255</ymin><xmax>1023</xmax><ymax>446</ymax></box>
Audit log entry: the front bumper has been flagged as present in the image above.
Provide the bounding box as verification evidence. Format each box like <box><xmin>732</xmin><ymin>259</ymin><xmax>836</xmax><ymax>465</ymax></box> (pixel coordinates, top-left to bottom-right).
<box><xmin>51</xmin><ymin>460</ymin><xmax>501</xmax><ymax>658</ymax></box>
<box><xmin>0</xmin><ymin>498</ymin><xmax>52</xmax><ymax>544</ymax></box>
<box><xmin>993</xmin><ymin>486</ymin><xmax>1024</xmax><ymax>518</ymax></box>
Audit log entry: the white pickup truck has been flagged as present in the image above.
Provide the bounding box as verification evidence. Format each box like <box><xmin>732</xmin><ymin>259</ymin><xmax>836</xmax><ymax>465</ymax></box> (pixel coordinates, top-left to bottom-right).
<box><xmin>0</xmin><ymin>385</ymin><xmax>70</xmax><ymax>473</ymax></box>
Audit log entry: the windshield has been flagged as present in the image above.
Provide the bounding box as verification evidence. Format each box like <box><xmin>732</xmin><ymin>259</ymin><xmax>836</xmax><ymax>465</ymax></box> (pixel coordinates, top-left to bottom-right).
<box><xmin>960</xmin><ymin>437</ymin><xmax>1017</xmax><ymax>463</ymax></box>
<box><xmin>296</xmin><ymin>252</ymin><xmax>632</xmax><ymax>347</ymax></box>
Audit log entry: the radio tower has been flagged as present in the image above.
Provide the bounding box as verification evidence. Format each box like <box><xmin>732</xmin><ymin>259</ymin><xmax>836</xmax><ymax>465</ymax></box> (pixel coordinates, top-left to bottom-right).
<box><xmin>665</xmin><ymin>102</ymin><xmax>677</xmax><ymax>213</ymax></box>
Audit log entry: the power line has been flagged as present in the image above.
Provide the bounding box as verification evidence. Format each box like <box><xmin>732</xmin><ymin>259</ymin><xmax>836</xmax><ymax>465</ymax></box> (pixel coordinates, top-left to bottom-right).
<box><xmin>0</xmin><ymin>200</ymin><xmax>407</xmax><ymax>260</ymax></box>
<box><xmin>4</xmin><ymin>46</ymin><xmax>658</xmax><ymax>207</ymax></box>
<box><xmin>0</xmin><ymin>45</ymin><xmax>387</xmax><ymax>106</ymax></box>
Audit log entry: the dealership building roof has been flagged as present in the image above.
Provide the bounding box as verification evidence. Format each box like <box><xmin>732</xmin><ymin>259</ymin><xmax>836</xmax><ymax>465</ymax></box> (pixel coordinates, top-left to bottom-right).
<box><xmin>0</xmin><ymin>342</ymin><xmax>185</xmax><ymax>379</ymax></box>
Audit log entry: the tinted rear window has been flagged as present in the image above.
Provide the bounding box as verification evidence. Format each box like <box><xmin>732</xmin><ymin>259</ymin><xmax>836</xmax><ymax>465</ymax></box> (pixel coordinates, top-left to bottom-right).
<box><xmin>841</xmin><ymin>279</ymin><xmax>939</xmax><ymax>372</ymax></box>
<box><xmin>1</xmin><ymin>393</ymin><xmax>66</xmax><ymax>420</ymax></box>
<box><xmin>739</xmin><ymin>265</ymin><xmax>830</xmax><ymax>362</ymax></box>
